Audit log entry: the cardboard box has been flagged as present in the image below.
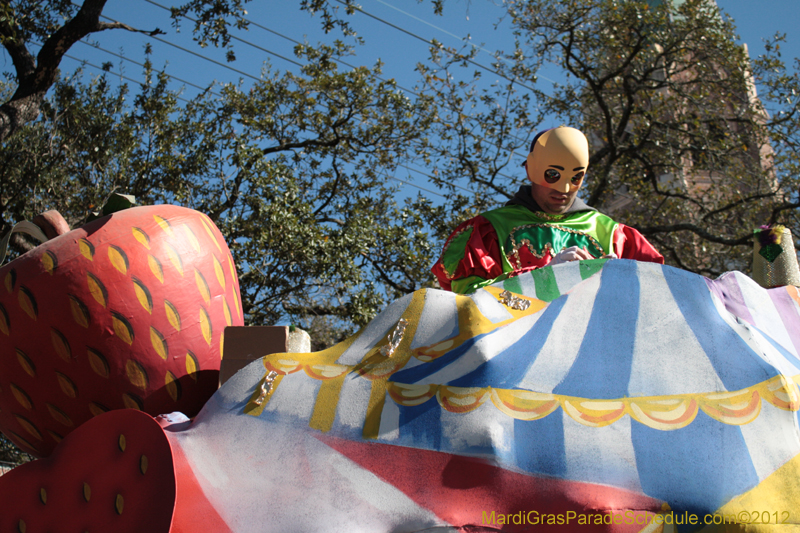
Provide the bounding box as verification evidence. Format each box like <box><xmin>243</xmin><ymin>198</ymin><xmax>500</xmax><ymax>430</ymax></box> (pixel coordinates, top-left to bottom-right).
<box><xmin>220</xmin><ymin>326</ymin><xmax>288</xmax><ymax>386</ymax></box>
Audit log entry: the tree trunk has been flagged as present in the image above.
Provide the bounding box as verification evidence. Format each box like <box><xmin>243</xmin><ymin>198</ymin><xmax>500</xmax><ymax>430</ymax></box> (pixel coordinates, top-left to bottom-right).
<box><xmin>0</xmin><ymin>88</ymin><xmax>48</xmax><ymax>143</ymax></box>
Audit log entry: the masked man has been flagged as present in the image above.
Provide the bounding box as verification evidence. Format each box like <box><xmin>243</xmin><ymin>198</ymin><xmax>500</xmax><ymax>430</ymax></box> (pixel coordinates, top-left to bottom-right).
<box><xmin>432</xmin><ymin>126</ymin><xmax>664</xmax><ymax>294</ymax></box>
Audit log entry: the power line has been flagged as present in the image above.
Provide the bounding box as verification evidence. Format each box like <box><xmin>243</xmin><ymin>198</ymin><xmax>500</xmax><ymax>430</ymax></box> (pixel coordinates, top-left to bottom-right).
<box><xmin>62</xmin><ymin>51</ymin><xmax>454</xmax><ymax>199</ymax></box>
<box><xmin>74</xmin><ymin>39</ymin><xmax>222</xmax><ymax>97</ymax></box>
<box><xmin>138</xmin><ymin>1</ymin><xmax>529</xmax><ymax>185</ymax></box>
<box><xmin>95</xmin><ymin>12</ymin><xmax>263</xmax><ymax>81</ymax></box>
<box><xmin>143</xmin><ymin>0</ymin><xmax>422</xmax><ymax>96</ymax></box>
<box><xmin>139</xmin><ymin>1</ymin><xmax>304</xmax><ymax>69</ymax></box>
<box><xmin>384</xmin><ymin>170</ymin><xmax>447</xmax><ymax>198</ymax></box>
<box><xmin>370</xmin><ymin>0</ymin><xmax>559</xmax><ymax>86</ymax></box>
<box><xmin>141</xmin><ymin>0</ymin><xmax>533</xmax><ymax>164</ymax></box>
<box><xmin>91</xmin><ymin>4</ymin><xmax>527</xmax><ymax>195</ymax></box>
<box><xmin>62</xmin><ymin>53</ymin><xmax>193</xmax><ymax>104</ymax></box>
<box><xmin>337</xmin><ymin>0</ymin><xmax>537</xmax><ymax>93</ymax></box>
<box><xmin>329</xmin><ymin>1</ymin><xmax>536</xmax><ymax>159</ymax></box>
<box><xmin>32</xmin><ymin>22</ymin><xmax>468</xmax><ymax>202</ymax></box>
<box><xmin>30</xmin><ymin>39</ymin><xmax>195</xmax><ymax>104</ymax></box>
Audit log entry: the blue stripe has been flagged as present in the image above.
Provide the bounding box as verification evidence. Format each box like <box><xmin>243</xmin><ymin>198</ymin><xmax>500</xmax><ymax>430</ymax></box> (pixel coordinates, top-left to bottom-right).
<box><xmin>447</xmin><ymin>297</ymin><xmax>569</xmax><ymax>389</ymax></box>
<box><xmin>392</xmin><ymin>335</ymin><xmax>482</xmax><ymax>384</ymax></box>
<box><xmin>632</xmin><ymin>410</ymin><xmax>759</xmax><ymax>516</ymax></box>
<box><xmin>396</xmin><ymin>397</ymin><xmax>442</xmax><ymax>450</ymax></box>
<box><xmin>553</xmin><ymin>260</ymin><xmax>640</xmax><ymax>398</ymax></box>
<box><xmin>662</xmin><ymin>266</ymin><xmax>779</xmax><ymax>390</ymax></box>
<box><xmin>512</xmin><ymin>414</ymin><xmax>567</xmax><ymax>477</ymax></box>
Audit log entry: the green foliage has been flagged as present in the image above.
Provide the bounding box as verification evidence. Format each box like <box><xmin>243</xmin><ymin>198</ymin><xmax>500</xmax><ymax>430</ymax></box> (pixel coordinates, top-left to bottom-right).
<box><xmin>0</xmin><ymin>0</ymin><xmax>78</xmax><ymax>46</ymax></box>
<box><xmin>168</xmin><ymin>0</ymin><xmax>251</xmax><ymax>61</ymax></box>
<box><xmin>0</xmin><ymin>45</ymin><xmax>437</xmax><ymax>329</ymax></box>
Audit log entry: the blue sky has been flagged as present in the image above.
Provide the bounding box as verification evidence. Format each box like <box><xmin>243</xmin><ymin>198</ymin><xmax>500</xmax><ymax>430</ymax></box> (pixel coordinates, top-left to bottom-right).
<box><xmin>55</xmin><ymin>0</ymin><xmax>800</xmax><ymax>96</ymax></box>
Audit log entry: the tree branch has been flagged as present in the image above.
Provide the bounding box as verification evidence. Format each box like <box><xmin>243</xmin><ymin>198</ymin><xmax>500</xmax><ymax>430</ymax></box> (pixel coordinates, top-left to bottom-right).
<box><xmin>638</xmin><ymin>223</ymin><xmax>753</xmax><ymax>246</ymax></box>
<box><xmin>0</xmin><ymin>0</ymin><xmax>164</xmax><ymax>143</ymax></box>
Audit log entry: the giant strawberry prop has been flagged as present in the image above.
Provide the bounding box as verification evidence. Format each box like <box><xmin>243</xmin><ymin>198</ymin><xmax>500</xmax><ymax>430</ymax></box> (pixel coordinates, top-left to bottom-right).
<box><xmin>0</xmin><ymin>204</ymin><xmax>244</xmax><ymax>457</ymax></box>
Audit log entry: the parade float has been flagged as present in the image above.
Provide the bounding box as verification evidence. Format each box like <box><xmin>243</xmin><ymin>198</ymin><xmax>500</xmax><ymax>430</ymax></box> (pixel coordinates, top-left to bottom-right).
<box><xmin>0</xmin><ymin>203</ymin><xmax>799</xmax><ymax>532</ymax></box>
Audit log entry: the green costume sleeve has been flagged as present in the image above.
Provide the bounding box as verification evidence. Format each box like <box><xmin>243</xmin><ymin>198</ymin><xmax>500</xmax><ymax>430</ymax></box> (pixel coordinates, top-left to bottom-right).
<box><xmin>451</xmin><ymin>272</ymin><xmax>512</xmax><ymax>294</ymax></box>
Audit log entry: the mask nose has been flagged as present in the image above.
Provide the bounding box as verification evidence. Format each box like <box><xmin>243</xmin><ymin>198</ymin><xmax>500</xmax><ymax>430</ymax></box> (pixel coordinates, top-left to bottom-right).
<box><xmin>553</xmin><ymin>177</ymin><xmax>571</xmax><ymax>193</ymax></box>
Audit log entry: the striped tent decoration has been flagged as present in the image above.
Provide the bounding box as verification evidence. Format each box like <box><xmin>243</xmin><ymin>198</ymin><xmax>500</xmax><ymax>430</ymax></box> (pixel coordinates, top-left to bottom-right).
<box><xmin>4</xmin><ymin>258</ymin><xmax>800</xmax><ymax>531</ymax></box>
<box><xmin>158</xmin><ymin>258</ymin><xmax>800</xmax><ymax>531</ymax></box>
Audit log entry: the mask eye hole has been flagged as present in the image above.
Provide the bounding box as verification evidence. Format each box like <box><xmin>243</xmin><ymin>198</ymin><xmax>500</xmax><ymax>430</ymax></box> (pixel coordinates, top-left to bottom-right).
<box><xmin>544</xmin><ymin>168</ymin><xmax>561</xmax><ymax>183</ymax></box>
<box><xmin>571</xmin><ymin>171</ymin><xmax>585</xmax><ymax>185</ymax></box>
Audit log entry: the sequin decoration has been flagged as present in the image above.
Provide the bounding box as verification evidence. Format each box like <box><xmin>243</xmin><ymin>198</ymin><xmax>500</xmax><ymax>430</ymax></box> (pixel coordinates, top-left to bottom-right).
<box><xmin>253</xmin><ymin>371</ymin><xmax>278</xmax><ymax>407</ymax></box>
<box><xmin>753</xmin><ymin>226</ymin><xmax>800</xmax><ymax>288</ymax></box>
<box><xmin>759</xmin><ymin>243</ymin><xmax>783</xmax><ymax>262</ymax></box>
<box><xmin>499</xmin><ymin>290</ymin><xmax>531</xmax><ymax>311</ymax></box>
<box><xmin>380</xmin><ymin>318</ymin><xmax>408</xmax><ymax>357</ymax></box>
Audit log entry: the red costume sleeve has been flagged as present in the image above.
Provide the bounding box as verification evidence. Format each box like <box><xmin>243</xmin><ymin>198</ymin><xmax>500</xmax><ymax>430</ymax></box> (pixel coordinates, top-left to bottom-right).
<box><xmin>431</xmin><ymin>216</ymin><xmax>505</xmax><ymax>292</ymax></box>
<box><xmin>612</xmin><ymin>224</ymin><xmax>664</xmax><ymax>264</ymax></box>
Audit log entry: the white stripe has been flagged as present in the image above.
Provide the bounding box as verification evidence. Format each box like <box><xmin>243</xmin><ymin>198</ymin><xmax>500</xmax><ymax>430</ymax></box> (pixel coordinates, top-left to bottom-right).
<box><xmin>173</xmin><ymin>414</ymin><xmax>445</xmax><ymax>532</ymax></box>
<box><xmin>337</xmin><ymin>293</ymin><xmax>413</xmax><ymax>365</ymax></box>
<box><xmin>735</xmin><ymin>272</ymin><xmax>799</xmax><ymax>358</ymax></box>
<box><xmin>517</xmin><ymin>273</ymin><xmax>602</xmax><ymax>392</ymax></box>
<box><xmin>562</xmin><ymin>410</ymin><xmax>643</xmax><ymax>493</ymax></box>
<box><xmin>335</xmin><ymin>374</ymin><xmax>374</xmax><ymax>430</ymax></box>
<box><xmin>377</xmin><ymin>392</ymin><xmax>401</xmax><ymax>441</ymax></box>
<box><xmin>439</xmin><ymin>400</ymin><xmax>517</xmax><ymax>464</ymax></box>
<box><xmin>748</xmin><ymin>326</ymin><xmax>800</xmax><ymax>377</ymax></box>
<box><xmin>707</xmin><ymin>278</ymin><xmax>784</xmax><ymax>371</ymax></box>
<box><xmin>414</xmin><ymin>312</ymin><xmax>543</xmax><ymax>385</ymax></box>
<box><xmin>709</xmin><ymin>278</ymin><xmax>800</xmax><ymax>376</ymax></box>
<box><xmin>470</xmin><ymin>289</ymin><xmax>513</xmax><ymax>323</ymax></box>
<box><xmin>410</xmin><ymin>289</ymin><xmax>458</xmax><ymax>349</ymax></box>
<box><xmin>552</xmin><ymin>261</ymin><xmax>583</xmax><ymax>295</ymax></box>
<box><xmin>739</xmin><ymin>399</ymin><xmax>800</xmax><ymax>481</ymax></box>
<box><xmin>265</xmin><ymin>369</ymin><xmax>322</xmax><ymax>421</ymax></box>
<box><xmin>628</xmin><ymin>262</ymin><xmax>726</xmax><ymax>396</ymax></box>
<box><xmin>501</xmin><ymin>270</ymin><xmax>539</xmax><ymax>297</ymax></box>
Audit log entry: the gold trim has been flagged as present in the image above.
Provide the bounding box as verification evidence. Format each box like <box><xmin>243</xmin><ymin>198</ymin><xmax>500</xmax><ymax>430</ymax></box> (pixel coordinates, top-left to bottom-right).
<box><xmin>533</xmin><ymin>211</ymin><xmax>569</xmax><ymax>221</ymax></box>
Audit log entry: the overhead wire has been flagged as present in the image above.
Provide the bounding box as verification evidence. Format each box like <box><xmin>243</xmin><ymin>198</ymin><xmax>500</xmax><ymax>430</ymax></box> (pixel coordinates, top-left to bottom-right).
<box><xmin>142</xmin><ymin>0</ymin><xmax>423</xmax><ymax>96</ymax></box>
<box><xmin>73</xmin><ymin>39</ymin><xmax>222</xmax><ymax>97</ymax></box>
<box><xmin>383</xmin><ymin>170</ymin><xmax>447</xmax><ymax>198</ymax></box>
<box><xmin>58</xmin><ymin>11</ymin><xmax>456</xmax><ymax>199</ymax></box>
<box><xmin>140</xmin><ymin>0</ymin><xmax>532</xmax><ymax>167</ymax></box>
<box><xmin>42</xmin><ymin>44</ymin><xmax>453</xmax><ymax>201</ymax></box>
<box><xmin>91</xmin><ymin>3</ymin><xmax>526</xmax><ymax>199</ymax></box>
<box><xmin>137</xmin><ymin>0</ymin><xmax>525</xmax><ymax>194</ymax></box>
<box><xmin>371</xmin><ymin>0</ymin><xmax>559</xmax><ymax>86</ymax></box>
<box><xmin>30</xmin><ymin>40</ymin><xmax>194</xmax><ymax>104</ymax></box>
<box><xmin>330</xmin><ymin>0</ymin><xmax>537</xmax><ymax>162</ymax></box>
<box><xmin>335</xmin><ymin>0</ymin><xmax>537</xmax><ymax>93</ymax></box>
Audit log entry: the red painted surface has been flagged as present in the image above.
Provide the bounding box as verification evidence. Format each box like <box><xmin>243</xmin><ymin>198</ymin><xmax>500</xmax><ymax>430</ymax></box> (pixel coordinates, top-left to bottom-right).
<box><xmin>0</xmin><ymin>410</ymin><xmax>175</xmax><ymax>533</ymax></box>
<box><xmin>319</xmin><ymin>434</ymin><xmax>665</xmax><ymax>532</ymax></box>
<box><xmin>0</xmin><ymin>205</ymin><xmax>243</xmax><ymax>456</ymax></box>
<box><xmin>169</xmin><ymin>433</ymin><xmax>233</xmax><ymax>533</ymax></box>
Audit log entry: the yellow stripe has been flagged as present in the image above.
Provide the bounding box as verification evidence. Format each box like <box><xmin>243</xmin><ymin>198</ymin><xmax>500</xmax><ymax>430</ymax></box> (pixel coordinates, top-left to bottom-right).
<box><xmin>710</xmin><ymin>451</ymin><xmax>800</xmax><ymax>531</ymax></box>
<box><xmin>362</xmin><ymin>379</ymin><xmax>389</xmax><ymax>440</ymax></box>
<box><xmin>309</xmin><ymin>375</ymin><xmax>347</xmax><ymax>432</ymax></box>
<box><xmin>359</xmin><ymin>290</ymin><xmax>426</xmax><ymax>439</ymax></box>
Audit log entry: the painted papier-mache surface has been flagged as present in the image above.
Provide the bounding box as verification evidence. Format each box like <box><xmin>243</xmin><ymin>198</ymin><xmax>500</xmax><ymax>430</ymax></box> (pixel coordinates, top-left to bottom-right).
<box><xmin>0</xmin><ymin>205</ymin><xmax>244</xmax><ymax>458</ymax></box>
<box><xmin>2</xmin><ymin>257</ymin><xmax>800</xmax><ymax>532</ymax></box>
<box><xmin>163</xmin><ymin>259</ymin><xmax>800</xmax><ymax>532</ymax></box>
